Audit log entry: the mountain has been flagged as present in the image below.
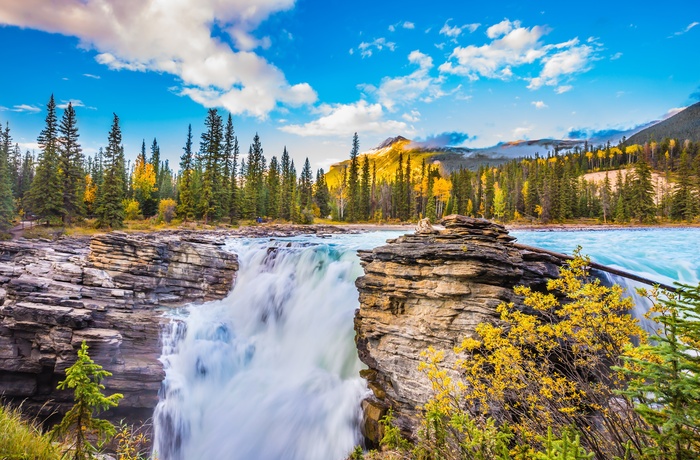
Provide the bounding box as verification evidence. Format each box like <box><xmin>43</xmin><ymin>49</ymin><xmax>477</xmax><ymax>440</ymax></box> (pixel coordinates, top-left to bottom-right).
<box><xmin>626</xmin><ymin>102</ymin><xmax>700</xmax><ymax>145</ymax></box>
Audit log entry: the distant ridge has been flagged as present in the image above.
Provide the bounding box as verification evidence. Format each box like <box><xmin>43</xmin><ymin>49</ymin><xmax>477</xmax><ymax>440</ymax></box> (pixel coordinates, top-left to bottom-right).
<box><xmin>626</xmin><ymin>102</ymin><xmax>700</xmax><ymax>145</ymax></box>
<box><xmin>374</xmin><ymin>136</ymin><xmax>410</xmax><ymax>150</ymax></box>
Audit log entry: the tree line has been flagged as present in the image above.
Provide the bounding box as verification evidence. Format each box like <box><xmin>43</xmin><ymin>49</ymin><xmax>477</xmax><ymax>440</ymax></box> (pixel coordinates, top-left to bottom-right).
<box><xmin>2</xmin><ymin>95</ymin><xmax>700</xmax><ymax>232</ymax></box>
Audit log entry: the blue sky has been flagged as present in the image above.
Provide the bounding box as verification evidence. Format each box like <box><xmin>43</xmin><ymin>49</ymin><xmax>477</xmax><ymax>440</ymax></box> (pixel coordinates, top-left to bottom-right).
<box><xmin>0</xmin><ymin>0</ymin><xmax>699</xmax><ymax>171</ymax></box>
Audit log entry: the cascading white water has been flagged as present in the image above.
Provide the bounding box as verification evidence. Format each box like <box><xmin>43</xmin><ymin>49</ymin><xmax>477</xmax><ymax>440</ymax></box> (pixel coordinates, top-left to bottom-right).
<box><xmin>152</xmin><ymin>233</ymin><xmax>402</xmax><ymax>460</ymax></box>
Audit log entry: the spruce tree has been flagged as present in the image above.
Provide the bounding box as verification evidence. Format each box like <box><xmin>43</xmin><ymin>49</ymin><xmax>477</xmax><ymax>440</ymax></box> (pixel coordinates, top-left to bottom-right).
<box><xmin>243</xmin><ymin>134</ymin><xmax>265</xmax><ymax>218</ymax></box>
<box><xmin>631</xmin><ymin>158</ymin><xmax>656</xmax><ymax>223</ymax></box>
<box><xmin>670</xmin><ymin>150</ymin><xmax>696</xmax><ymax>221</ymax></box>
<box><xmin>29</xmin><ymin>95</ymin><xmax>63</xmax><ymax>224</ymax></box>
<box><xmin>314</xmin><ymin>168</ymin><xmax>331</xmax><ymax>219</ymax></box>
<box><xmin>347</xmin><ymin>133</ymin><xmax>360</xmax><ymax>221</ymax></box>
<box><xmin>0</xmin><ymin>122</ymin><xmax>14</xmax><ymax>230</ymax></box>
<box><xmin>221</xmin><ymin>114</ymin><xmax>234</xmax><ymax>220</ymax></box>
<box><xmin>360</xmin><ymin>155</ymin><xmax>371</xmax><ymax>220</ymax></box>
<box><xmin>266</xmin><ymin>156</ymin><xmax>281</xmax><ymax>219</ymax></box>
<box><xmin>177</xmin><ymin>125</ymin><xmax>195</xmax><ymax>220</ymax></box>
<box><xmin>199</xmin><ymin>109</ymin><xmax>223</xmax><ymax>222</ymax></box>
<box><xmin>280</xmin><ymin>147</ymin><xmax>293</xmax><ymax>220</ymax></box>
<box><xmin>230</xmin><ymin>135</ymin><xmax>240</xmax><ymax>220</ymax></box>
<box><xmin>299</xmin><ymin>157</ymin><xmax>313</xmax><ymax>210</ymax></box>
<box><xmin>58</xmin><ymin>102</ymin><xmax>85</xmax><ymax>225</ymax></box>
<box><xmin>96</xmin><ymin>113</ymin><xmax>126</xmax><ymax>228</ymax></box>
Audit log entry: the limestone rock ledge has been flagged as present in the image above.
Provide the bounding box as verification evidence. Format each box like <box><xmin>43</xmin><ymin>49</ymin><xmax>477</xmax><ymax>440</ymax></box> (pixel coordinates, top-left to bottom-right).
<box><xmin>354</xmin><ymin>215</ymin><xmax>560</xmax><ymax>444</ymax></box>
<box><xmin>0</xmin><ymin>231</ymin><xmax>238</xmax><ymax>423</ymax></box>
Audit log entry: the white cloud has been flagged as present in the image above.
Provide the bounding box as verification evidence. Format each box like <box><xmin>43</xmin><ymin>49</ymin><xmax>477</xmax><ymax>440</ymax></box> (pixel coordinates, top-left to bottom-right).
<box><xmin>17</xmin><ymin>142</ymin><xmax>40</xmax><ymax>151</ymax></box>
<box><xmin>355</xmin><ymin>37</ymin><xmax>397</xmax><ymax>58</ymax></box>
<box><xmin>439</xmin><ymin>19</ymin><xmax>480</xmax><ymax>40</ymax></box>
<box><xmin>531</xmin><ymin>100</ymin><xmax>547</xmax><ymax>109</ymax></box>
<box><xmin>402</xmin><ymin>109</ymin><xmax>421</xmax><ymax>122</ymax></box>
<box><xmin>57</xmin><ymin>99</ymin><xmax>84</xmax><ymax>109</ymax></box>
<box><xmin>486</xmin><ymin>19</ymin><xmax>517</xmax><ymax>39</ymax></box>
<box><xmin>280</xmin><ymin>100</ymin><xmax>407</xmax><ymax>137</ymax></box>
<box><xmin>671</xmin><ymin>21</ymin><xmax>699</xmax><ymax>37</ymax></box>
<box><xmin>527</xmin><ymin>40</ymin><xmax>596</xmax><ymax>89</ymax></box>
<box><xmin>3</xmin><ymin>104</ymin><xmax>42</xmax><ymax>113</ymax></box>
<box><xmin>0</xmin><ymin>0</ymin><xmax>316</xmax><ymax>118</ymax></box>
<box><xmin>439</xmin><ymin>18</ymin><xmax>600</xmax><ymax>90</ymax></box>
<box><xmin>513</xmin><ymin>125</ymin><xmax>533</xmax><ymax>138</ymax></box>
<box><xmin>83</xmin><ymin>73</ymin><xmax>101</xmax><ymax>79</ymax></box>
<box><xmin>555</xmin><ymin>85</ymin><xmax>573</xmax><ymax>94</ymax></box>
<box><xmin>610</xmin><ymin>52</ymin><xmax>623</xmax><ymax>60</ymax></box>
<box><xmin>403</xmin><ymin>21</ymin><xmax>415</xmax><ymax>30</ymax></box>
<box><xmin>359</xmin><ymin>50</ymin><xmax>448</xmax><ymax>111</ymax></box>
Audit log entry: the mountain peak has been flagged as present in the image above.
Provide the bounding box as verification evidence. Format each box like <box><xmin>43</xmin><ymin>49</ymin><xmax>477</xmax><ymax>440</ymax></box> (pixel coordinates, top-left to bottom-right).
<box><xmin>375</xmin><ymin>135</ymin><xmax>410</xmax><ymax>150</ymax></box>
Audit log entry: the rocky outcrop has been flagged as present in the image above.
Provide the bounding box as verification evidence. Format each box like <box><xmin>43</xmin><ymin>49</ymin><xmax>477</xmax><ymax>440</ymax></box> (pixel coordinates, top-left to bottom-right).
<box><xmin>0</xmin><ymin>231</ymin><xmax>238</xmax><ymax>423</ymax></box>
<box><xmin>354</xmin><ymin>215</ymin><xmax>561</xmax><ymax>444</ymax></box>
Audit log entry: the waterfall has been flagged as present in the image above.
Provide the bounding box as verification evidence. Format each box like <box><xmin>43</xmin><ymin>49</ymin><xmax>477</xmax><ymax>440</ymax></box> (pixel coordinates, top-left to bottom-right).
<box><xmin>152</xmin><ymin>237</ymin><xmax>377</xmax><ymax>460</ymax></box>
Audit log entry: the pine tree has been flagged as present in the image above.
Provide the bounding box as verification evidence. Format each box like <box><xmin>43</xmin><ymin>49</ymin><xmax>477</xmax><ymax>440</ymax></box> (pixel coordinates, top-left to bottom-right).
<box><xmin>230</xmin><ymin>135</ymin><xmax>241</xmax><ymax>220</ymax></box>
<box><xmin>280</xmin><ymin>147</ymin><xmax>293</xmax><ymax>220</ymax></box>
<box><xmin>360</xmin><ymin>154</ymin><xmax>371</xmax><ymax>220</ymax></box>
<box><xmin>29</xmin><ymin>95</ymin><xmax>63</xmax><ymax>224</ymax></box>
<box><xmin>177</xmin><ymin>125</ymin><xmax>195</xmax><ymax>220</ymax></box>
<box><xmin>631</xmin><ymin>158</ymin><xmax>656</xmax><ymax>223</ymax></box>
<box><xmin>670</xmin><ymin>150</ymin><xmax>696</xmax><ymax>221</ymax></box>
<box><xmin>49</xmin><ymin>341</ymin><xmax>123</xmax><ymax>460</ymax></box>
<box><xmin>619</xmin><ymin>284</ymin><xmax>700</xmax><ymax>459</ymax></box>
<box><xmin>266</xmin><ymin>156</ymin><xmax>281</xmax><ymax>219</ymax></box>
<box><xmin>0</xmin><ymin>122</ymin><xmax>14</xmax><ymax>230</ymax></box>
<box><xmin>199</xmin><ymin>109</ymin><xmax>223</xmax><ymax>222</ymax></box>
<box><xmin>58</xmin><ymin>102</ymin><xmax>85</xmax><ymax>225</ymax></box>
<box><xmin>243</xmin><ymin>133</ymin><xmax>266</xmax><ymax>218</ymax></box>
<box><xmin>96</xmin><ymin>113</ymin><xmax>126</xmax><ymax>228</ymax></box>
<box><xmin>314</xmin><ymin>168</ymin><xmax>331</xmax><ymax>219</ymax></box>
<box><xmin>347</xmin><ymin>133</ymin><xmax>360</xmax><ymax>222</ymax></box>
<box><xmin>601</xmin><ymin>172</ymin><xmax>612</xmax><ymax>223</ymax></box>
<box><xmin>299</xmin><ymin>157</ymin><xmax>313</xmax><ymax>210</ymax></box>
<box><xmin>221</xmin><ymin>114</ymin><xmax>234</xmax><ymax>221</ymax></box>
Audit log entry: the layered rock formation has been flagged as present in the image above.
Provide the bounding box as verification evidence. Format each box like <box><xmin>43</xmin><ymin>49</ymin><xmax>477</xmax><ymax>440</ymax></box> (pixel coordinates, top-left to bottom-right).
<box><xmin>0</xmin><ymin>231</ymin><xmax>238</xmax><ymax>423</ymax></box>
<box><xmin>354</xmin><ymin>216</ymin><xmax>561</xmax><ymax>444</ymax></box>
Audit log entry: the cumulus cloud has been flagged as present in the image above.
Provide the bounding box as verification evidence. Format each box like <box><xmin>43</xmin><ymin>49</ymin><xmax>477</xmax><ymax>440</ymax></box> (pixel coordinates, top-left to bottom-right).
<box><xmin>279</xmin><ymin>100</ymin><xmax>407</xmax><ymax>137</ymax></box>
<box><xmin>57</xmin><ymin>99</ymin><xmax>86</xmax><ymax>109</ymax></box>
<box><xmin>409</xmin><ymin>131</ymin><xmax>475</xmax><ymax>149</ymax></box>
<box><xmin>512</xmin><ymin>125</ymin><xmax>533</xmax><ymax>139</ymax></box>
<box><xmin>439</xmin><ymin>18</ymin><xmax>600</xmax><ymax>90</ymax></box>
<box><xmin>354</xmin><ymin>37</ymin><xmax>397</xmax><ymax>58</ymax></box>
<box><xmin>358</xmin><ymin>50</ymin><xmax>449</xmax><ymax>111</ymax></box>
<box><xmin>0</xmin><ymin>0</ymin><xmax>317</xmax><ymax>118</ymax></box>
<box><xmin>402</xmin><ymin>109</ymin><xmax>421</xmax><ymax>122</ymax></box>
<box><xmin>555</xmin><ymin>85</ymin><xmax>573</xmax><ymax>94</ymax></box>
<box><xmin>439</xmin><ymin>19</ymin><xmax>480</xmax><ymax>40</ymax></box>
<box><xmin>531</xmin><ymin>100</ymin><xmax>547</xmax><ymax>109</ymax></box>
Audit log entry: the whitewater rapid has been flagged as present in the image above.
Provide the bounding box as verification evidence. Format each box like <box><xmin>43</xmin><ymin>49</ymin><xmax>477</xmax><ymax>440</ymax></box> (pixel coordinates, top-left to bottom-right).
<box><xmin>152</xmin><ymin>233</ymin><xmax>403</xmax><ymax>460</ymax></box>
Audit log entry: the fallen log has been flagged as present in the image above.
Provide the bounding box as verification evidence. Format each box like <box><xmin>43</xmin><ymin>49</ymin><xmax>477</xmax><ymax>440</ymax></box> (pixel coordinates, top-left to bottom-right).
<box><xmin>513</xmin><ymin>243</ymin><xmax>678</xmax><ymax>293</ymax></box>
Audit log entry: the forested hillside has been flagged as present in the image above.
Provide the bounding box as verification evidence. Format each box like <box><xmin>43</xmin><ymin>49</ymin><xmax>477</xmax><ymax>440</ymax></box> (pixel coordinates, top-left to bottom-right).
<box><xmin>1</xmin><ymin>96</ymin><xmax>699</xmax><ymax>234</ymax></box>
<box><xmin>626</xmin><ymin>102</ymin><xmax>700</xmax><ymax>146</ymax></box>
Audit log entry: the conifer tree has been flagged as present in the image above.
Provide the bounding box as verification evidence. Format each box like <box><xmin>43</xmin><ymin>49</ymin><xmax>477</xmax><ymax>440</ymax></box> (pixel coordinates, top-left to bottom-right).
<box><xmin>347</xmin><ymin>133</ymin><xmax>360</xmax><ymax>221</ymax></box>
<box><xmin>58</xmin><ymin>102</ymin><xmax>85</xmax><ymax>225</ymax></box>
<box><xmin>244</xmin><ymin>133</ymin><xmax>266</xmax><ymax>218</ymax></box>
<box><xmin>266</xmin><ymin>156</ymin><xmax>281</xmax><ymax>219</ymax></box>
<box><xmin>29</xmin><ymin>95</ymin><xmax>63</xmax><ymax>224</ymax></box>
<box><xmin>314</xmin><ymin>168</ymin><xmax>331</xmax><ymax>219</ymax></box>
<box><xmin>360</xmin><ymin>155</ymin><xmax>371</xmax><ymax>220</ymax></box>
<box><xmin>95</xmin><ymin>113</ymin><xmax>126</xmax><ymax>228</ymax></box>
<box><xmin>177</xmin><ymin>126</ymin><xmax>195</xmax><ymax>220</ymax></box>
<box><xmin>49</xmin><ymin>341</ymin><xmax>123</xmax><ymax>460</ymax></box>
<box><xmin>426</xmin><ymin>167</ymin><xmax>436</xmax><ymax>222</ymax></box>
<box><xmin>280</xmin><ymin>147</ymin><xmax>293</xmax><ymax>220</ymax></box>
<box><xmin>230</xmin><ymin>135</ymin><xmax>240</xmax><ymax>220</ymax></box>
<box><xmin>631</xmin><ymin>158</ymin><xmax>656</xmax><ymax>223</ymax></box>
<box><xmin>199</xmin><ymin>109</ymin><xmax>223</xmax><ymax>222</ymax></box>
<box><xmin>670</xmin><ymin>150</ymin><xmax>696</xmax><ymax>221</ymax></box>
<box><xmin>0</xmin><ymin>122</ymin><xmax>14</xmax><ymax>230</ymax></box>
<box><xmin>221</xmin><ymin>114</ymin><xmax>234</xmax><ymax>220</ymax></box>
<box><xmin>299</xmin><ymin>157</ymin><xmax>313</xmax><ymax>210</ymax></box>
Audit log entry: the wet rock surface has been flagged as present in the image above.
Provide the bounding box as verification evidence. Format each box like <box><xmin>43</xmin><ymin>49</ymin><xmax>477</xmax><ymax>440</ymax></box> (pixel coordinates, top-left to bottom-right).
<box><xmin>0</xmin><ymin>231</ymin><xmax>238</xmax><ymax>424</ymax></box>
<box><xmin>354</xmin><ymin>215</ymin><xmax>561</xmax><ymax>444</ymax></box>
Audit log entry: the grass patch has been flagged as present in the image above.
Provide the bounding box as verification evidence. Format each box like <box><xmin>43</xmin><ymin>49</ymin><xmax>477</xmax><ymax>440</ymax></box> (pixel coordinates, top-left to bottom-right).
<box><xmin>0</xmin><ymin>403</ymin><xmax>60</xmax><ymax>460</ymax></box>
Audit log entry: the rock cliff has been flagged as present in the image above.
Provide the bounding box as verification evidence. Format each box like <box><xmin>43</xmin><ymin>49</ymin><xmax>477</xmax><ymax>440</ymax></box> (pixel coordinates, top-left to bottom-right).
<box><xmin>0</xmin><ymin>231</ymin><xmax>238</xmax><ymax>423</ymax></box>
<box><xmin>354</xmin><ymin>216</ymin><xmax>561</xmax><ymax>444</ymax></box>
